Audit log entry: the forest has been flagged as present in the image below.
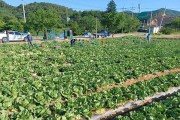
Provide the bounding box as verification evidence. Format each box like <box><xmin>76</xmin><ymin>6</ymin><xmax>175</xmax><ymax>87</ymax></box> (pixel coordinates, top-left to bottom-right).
<box><xmin>0</xmin><ymin>0</ymin><xmax>179</xmax><ymax>35</ymax></box>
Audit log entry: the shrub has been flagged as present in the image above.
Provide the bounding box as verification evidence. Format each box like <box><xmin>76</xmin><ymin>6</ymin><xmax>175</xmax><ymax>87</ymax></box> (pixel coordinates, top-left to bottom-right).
<box><xmin>160</xmin><ymin>27</ymin><xmax>174</xmax><ymax>35</ymax></box>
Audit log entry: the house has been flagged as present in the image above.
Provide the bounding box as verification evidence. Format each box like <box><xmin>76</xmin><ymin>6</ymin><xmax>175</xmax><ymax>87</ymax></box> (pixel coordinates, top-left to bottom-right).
<box><xmin>150</xmin><ymin>26</ymin><xmax>160</xmax><ymax>33</ymax></box>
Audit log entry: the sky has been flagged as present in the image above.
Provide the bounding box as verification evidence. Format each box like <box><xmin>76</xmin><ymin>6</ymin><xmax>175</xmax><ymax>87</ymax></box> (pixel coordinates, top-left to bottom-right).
<box><xmin>4</xmin><ymin>0</ymin><xmax>180</xmax><ymax>12</ymax></box>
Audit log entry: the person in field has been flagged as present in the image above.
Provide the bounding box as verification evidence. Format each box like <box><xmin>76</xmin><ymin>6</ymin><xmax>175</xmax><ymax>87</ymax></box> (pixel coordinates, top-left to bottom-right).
<box><xmin>70</xmin><ymin>34</ymin><xmax>76</xmax><ymax>46</ymax></box>
<box><xmin>6</xmin><ymin>30</ymin><xmax>9</xmax><ymax>42</ymax></box>
<box><xmin>27</xmin><ymin>32</ymin><xmax>33</xmax><ymax>48</ymax></box>
<box><xmin>146</xmin><ymin>33</ymin><xmax>151</xmax><ymax>43</ymax></box>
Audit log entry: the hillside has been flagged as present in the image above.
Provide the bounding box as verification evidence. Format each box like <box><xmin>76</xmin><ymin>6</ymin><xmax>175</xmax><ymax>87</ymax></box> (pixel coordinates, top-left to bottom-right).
<box><xmin>136</xmin><ymin>8</ymin><xmax>180</xmax><ymax>25</ymax></box>
<box><xmin>1</xmin><ymin>0</ymin><xmax>179</xmax><ymax>21</ymax></box>
<box><xmin>16</xmin><ymin>2</ymin><xmax>73</xmax><ymax>19</ymax></box>
<box><xmin>137</xmin><ymin>8</ymin><xmax>180</xmax><ymax>20</ymax></box>
<box><xmin>0</xmin><ymin>0</ymin><xmax>17</xmax><ymax>18</ymax></box>
<box><xmin>155</xmin><ymin>8</ymin><xmax>180</xmax><ymax>17</ymax></box>
<box><xmin>0</xmin><ymin>1</ymin><xmax>74</xmax><ymax>19</ymax></box>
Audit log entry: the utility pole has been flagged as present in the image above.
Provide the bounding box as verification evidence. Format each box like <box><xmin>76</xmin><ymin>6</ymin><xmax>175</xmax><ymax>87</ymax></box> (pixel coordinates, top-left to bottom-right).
<box><xmin>138</xmin><ymin>4</ymin><xmax>141</xmax><ymax>13</ymax></box>
<box><xmin>159</xmin><ymin>8</ymin><xmax>166</xmax><ymax>29</ymax></box>
<box><xmin>96</xmin><ymin>17</ymin><xmax>97</xmax><ymax>38</ymax></box>
<box><xmin>149</xmin><ymin>11</ymin><xmax>153</xmax><ymax>33</ymax></box>
<box><xmin>0</xmin><ymin>1</ymin><xmax>4</xmax><ymax>7</ymax></box>
<box><xmin>66</xmin><ymin>7</ymin><xmax>69</xmax><ymax>29</ymax></box>
<box><xmin>130</xmin><ymin>7</ymin><xmax>135</xmax><ymax>17</ymax></box>
<box><xmin>22</xmin><ymin>0</ymin><xmax>26</xmax><ymax>23</ymax></box>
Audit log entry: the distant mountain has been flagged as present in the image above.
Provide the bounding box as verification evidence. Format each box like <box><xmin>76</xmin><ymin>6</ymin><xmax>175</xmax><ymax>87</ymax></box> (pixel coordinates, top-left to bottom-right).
<box><xmin>137</xmin><ymin>8</ymin><xmax>180</xmax><ymax>20</ymax></box>
<box><xmin>136</xmin><ymin>8</ymin><xmax>180</xmax><ymax>26</ymax></box>
<box><xmin>0</xmin><ymin>1</ymin><xmax>74</xmax><ymax>19</ymax></box>
<box><xmin>155</xmin><ymin>8</ymin><xmax>180</xmax><ymax>17</ymax></box>
<box><xmin>16</xmin><ymin>2</ymin><xmax>73</xmax><ymax>18</ymax></box>
<box><xmin>0</xmin><ymin>0</ymin><xmax>17</xmax><ymax>18</ymax></box>
<box><xmin>0</xmin><ymin>0</ymin><xmax>179</xmax><ymax>26</ymax></box>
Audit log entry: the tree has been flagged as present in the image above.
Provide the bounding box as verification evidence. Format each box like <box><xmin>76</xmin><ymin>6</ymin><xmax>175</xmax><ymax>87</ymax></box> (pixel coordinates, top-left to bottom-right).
<box><xmin>117</xmin><ymin>13</ymin><xmax>126</xmax><ymax>33</ymax></box>
<box><xmin>69</xmin><ymin>21</ymin><xmax>82</xmax><ymax>35</ymax></box>
<box><xmin>102</xmin><ymin>12</ymin><xmax>119</xmax><ymax>34</ymax></box>
<box><xmin>102</xmin><ymin>12</ymin><xmax>140</xmax><ymax>34</ymax></box>
<box><xmin>161</xmin><ymin>18</ymin><xmax>180</xmax><ymax>34</ymax></box>
<box><xmin>79</xmin><ymin>16</ymin><xmax>102</xmax><ymax>33</ymax></box>
<box><xmin>0</xmin><ymin>18</ymin><xmax>5</xmax><ymax>31</ymax></box>
<box><xmin>27</xmin><ymin>9</ymin><xmax>62</xmax><ymax>36</ymax></box>
<box><xmin>2</xmin><ymin>16</ymin><xmax>24</xmax><ymax>31</ymax></box>
<box><xmin>124</xmin><ymin>16</ymin><xmax>140</xmax><ymax>32</ymax></box>
<box><xmin>107</xmin><ymin>0</ymin><xmax>117</xmax><ymax>12</ymax></box>
<box><xmin>165</xmin><ymin>18</ymin><xmax>180</xmax><ymax>32</ymax></box>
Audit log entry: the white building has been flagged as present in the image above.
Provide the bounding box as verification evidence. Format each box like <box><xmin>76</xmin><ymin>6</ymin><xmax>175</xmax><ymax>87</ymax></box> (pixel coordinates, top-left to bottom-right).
<box><xmin>150</xmin><ymin>26</ymin><xmax>160</xmax><ymax>34</ymax></box>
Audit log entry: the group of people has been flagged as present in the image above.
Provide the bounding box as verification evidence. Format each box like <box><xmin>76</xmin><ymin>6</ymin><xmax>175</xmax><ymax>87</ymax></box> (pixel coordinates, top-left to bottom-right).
<box><xmin>1</xmin><ymin>30</ymin><xmax>152</xmax><ymax>48</ymax></box>
<box><xmin>70</xmin><ymin>33</ymin><xmax>151</xmax><ymax>45</ymax></box>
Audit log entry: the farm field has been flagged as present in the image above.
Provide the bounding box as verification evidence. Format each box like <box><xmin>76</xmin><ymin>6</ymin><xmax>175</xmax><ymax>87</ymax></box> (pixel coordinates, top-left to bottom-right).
<box><xmin>0</xmin><ymin>37</ymin><xmax>180</xmax><ymax>119</ymax></box>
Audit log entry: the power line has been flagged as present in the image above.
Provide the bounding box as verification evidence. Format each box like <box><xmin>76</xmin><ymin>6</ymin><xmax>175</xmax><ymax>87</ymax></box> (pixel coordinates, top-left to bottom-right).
<box><xmin>121</xmin><ymin>7</ymin><xmax>127</xmax><ymax>14</ymax></box>
<box><xmin>68</xmin><ymin>6</ymin><xmax>180</xmax><ymax>12</ymax></box>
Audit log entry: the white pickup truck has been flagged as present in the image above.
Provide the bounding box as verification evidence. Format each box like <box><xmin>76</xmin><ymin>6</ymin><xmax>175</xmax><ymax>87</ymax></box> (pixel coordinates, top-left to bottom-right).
<box><xmin>0</xmin><ymin>31</ymin><xmax>28</xmax><ymax>42</ymax></box>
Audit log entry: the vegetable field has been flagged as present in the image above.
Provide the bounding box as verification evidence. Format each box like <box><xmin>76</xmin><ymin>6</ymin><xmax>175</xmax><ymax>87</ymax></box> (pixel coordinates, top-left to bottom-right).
<box><xmin>0</xmin><ymin>37</ymin><xmax>180</xmax><ymax>119</ymax></box>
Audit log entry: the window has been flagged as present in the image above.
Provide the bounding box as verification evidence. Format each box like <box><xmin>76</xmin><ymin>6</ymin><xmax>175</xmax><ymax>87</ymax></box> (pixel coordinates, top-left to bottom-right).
<box><xmin>15</xmin><ymin>32</ymin><xmax>21</xmax><ymax>35</ymax></box>
<box><xmin>8</xmin><ymin>32</ymin><xmax>14</xmax><ymax>35</ymax></box>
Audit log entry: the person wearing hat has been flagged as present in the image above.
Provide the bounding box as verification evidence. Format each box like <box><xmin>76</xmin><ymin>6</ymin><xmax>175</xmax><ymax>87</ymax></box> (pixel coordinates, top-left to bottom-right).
<box><xmin>27</xmin><ymin>32</ymin><xmax>33</xmax><ymax>48</ymax></box>
<box><xmin>146</xmin><ymin>33</ymin><xmax>151</xmax><ymax>43</ymax></box>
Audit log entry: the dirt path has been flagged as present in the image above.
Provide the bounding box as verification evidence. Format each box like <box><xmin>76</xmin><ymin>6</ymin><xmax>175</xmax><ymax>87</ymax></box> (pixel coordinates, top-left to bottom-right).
<box><xmin>88</xmin><ymin>68</ymin><xmax>180</xmax><ymax>95</ymax></box>
<box><xmin>5</xmin><ymin>39</ymin><xmax>70</xmax><ymax>45</ymax></box>
<box><xmin>113</xmin><ymin>32</ymin><xmax>180</xmax><ymax>39</ymax></box>
<box><xmin>92</xmin><ymin>87</ymin><xmax>180</xmax><ymax>120</ymax></box>
<box><xmin>4</xmin><ymin>33</ymin><xmax>180</xmax><ymax>45</ymax></box>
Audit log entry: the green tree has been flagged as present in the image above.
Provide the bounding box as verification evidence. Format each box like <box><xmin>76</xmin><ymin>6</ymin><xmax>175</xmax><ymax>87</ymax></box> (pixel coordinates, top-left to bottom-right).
<box><xmin>27</xmin><ymin>9</ymin><xmax>62</xmax><ymax>36</ymax></box>
<box><xmin>103</xmin><ymin>12</ymin><xmax>119</xmax><ymax>34</ymax></box>
<box><xmin>2</xmin><ymin>16</ymin><xmax>24</xmax><ymax>31</ymax></box>
<box><xmin>117</xmin><ymin>13</ymin><xmax>126</xmax><ymax>33</ymax></box>
<box><xmin>0</xmin><ymin>18</ymin><xmax>5</xmax><ymax>31</ymax></box>
<box><xmin>103</xmin><ymin>12</ymin><xmax>140</xmax><ymax>34</ymax></box>
<box><xmin>166</xmin><ymin>18</ymin><xmax>180</xmax><ymax>32</ymax></box>
<box><xmin>124</xmin><ymin>16</ymin><xmax>140</xmax><ymax>32</ymax></box>
<box><xmin>107</xmin><ymin>0</ymin><xmax>117</xmax><ymax>12</ymax></box>
<box><xmin>69</xmin><ymin>21</ymin><xmax>82</xmax><ymax>35</ymax></box>
<box><xmin>79</xmin><ymin>16</ymin><xmax>102</xmax><ymax>33</ymax></box>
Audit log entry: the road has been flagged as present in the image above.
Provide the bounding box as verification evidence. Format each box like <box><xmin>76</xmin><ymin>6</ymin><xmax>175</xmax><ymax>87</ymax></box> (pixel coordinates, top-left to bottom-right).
<box><xmin>4</xmin><ymin>32</ymin><xmax>180</xmax><ymax>45</ymax></box>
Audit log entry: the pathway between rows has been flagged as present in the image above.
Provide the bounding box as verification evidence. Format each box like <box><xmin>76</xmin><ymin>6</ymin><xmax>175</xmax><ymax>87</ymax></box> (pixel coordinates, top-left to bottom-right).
<box><xmin>88</xmin><ymin>68</ymin><xmax>180</xmax><ymax>95</ymax></box>
<box><xmin>50</xmin><ymin>68</ymin><xmax>180</xmax><ymax>105</ymax></box>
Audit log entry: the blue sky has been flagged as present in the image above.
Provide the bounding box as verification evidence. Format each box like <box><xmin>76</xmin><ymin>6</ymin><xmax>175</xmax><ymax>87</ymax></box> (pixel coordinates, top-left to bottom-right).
<box><xmin>4</xmin><ymin>0</ymin><xmax>180</xmax><ymax>12</ymax></box>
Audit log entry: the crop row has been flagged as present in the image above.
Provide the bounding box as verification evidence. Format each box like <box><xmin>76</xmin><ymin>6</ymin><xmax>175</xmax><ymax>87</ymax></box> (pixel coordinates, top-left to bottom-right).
<box><xmin>1</xmin><ymin>72</ymin><xmax>179</xmax><ymax>119</ymax></box>
<box><xmin>0</xmin><ymin>38</ymin><xmax>180</xmax><ymax>98</ymax></box>
<box><xmin>114</xmin><ymin>92</ymin><xmax>180</xmax><ymax>120</ymax></box>
<box><xmin>59</xmin><ymin>73</ymin><xmax>180</xmax><ymax>119</ymax></box>
<box><xmin>0</xmin><ymin>38</ymin><xmax>180</xmax><ymax>119</ymax></box>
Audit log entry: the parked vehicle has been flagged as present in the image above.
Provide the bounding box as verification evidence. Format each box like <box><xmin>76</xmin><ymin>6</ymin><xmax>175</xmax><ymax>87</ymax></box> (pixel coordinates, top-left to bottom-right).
<box><xmin>93</xmin><ymin>30</ymin><xmax>110</xmax><ymax>38</ymax></box>
<box><xmin>0</xmin><ymin>32</ymin><xmax>7</xmax><ymax>41</ymax></box>
<box><xmin>84</xmin><ymin>32</ymin><xmax>94</xmax><ymax>38</ymax></box>
<box><xmin>55</xmin><ymin>33</ymin><xmax>64</xmax><ymax>40</ymax></box>
<box><xmin>0</xmin><ymin>31</ymin><xmax>28</xmax><ymax>42</ymax></box>
<box><xmin>137</xmin><ymin>27</ymin><xmax>148</xmax><ymax>33</ymax></box>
